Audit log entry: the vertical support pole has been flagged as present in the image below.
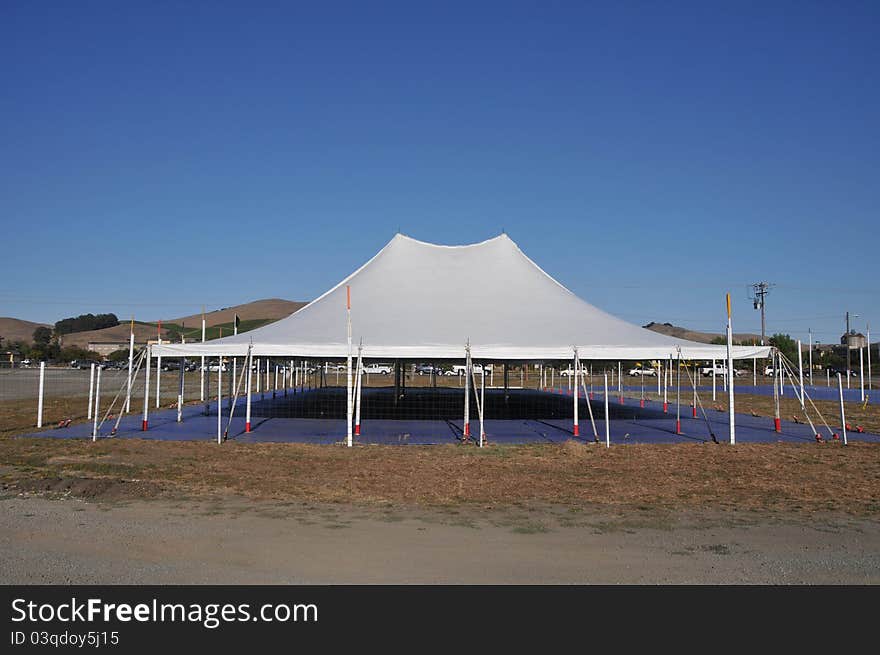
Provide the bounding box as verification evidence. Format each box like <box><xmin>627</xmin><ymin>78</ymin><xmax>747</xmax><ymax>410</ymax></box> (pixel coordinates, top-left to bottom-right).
<box><xmin>753</xmin><ymin>356</ymin><xmax>757</xmax><ymax>387</ymax></box>
<box><xmin>663</xmin><ymin>359</ymin><xmax>668</xmax><ymax>413</ymax></box>
<box><xmin>228</xmin><ymin>358</ymin><xmax>234</xmax><ymax>410</ymax></box>
<box><xmin>712</xmin><ymin>358</ymin><xmax>716</xmax><ymax>401</ymax></box>
<box><xmin>245</xmin><ymin>350</ymin><xmax>253</xmax><ymax>433</ymax></box>
<box><xmin>604</xmin><ymin>373</ymin><xmax>610</xmax><ymax>448</ymax></box>
<box><xmin>778</xmin><ymin>351</ymin><xmax>784</xmax><ymax>396</ymax></box>
<box><xmin>838</xmin><ymin>373</ymin><xmax>848</xmax><ymax>446</ymax></box>
<box><xmin>217</xmin><ymin>357</ymin><xmax>223</xmax><ymax>444</ymax></box>
<box><xmin>572</xmin><ymin>349</ymin><xmax>579</xmax><ymax>437</ymax></box>
<box><xmin>177</xmin><ymin>355</ymin><xmax>184</xmax><ymax>423</ymax></box>
<box><xmin>692</xmin><ymin>361</ymin><xmax>698</xmax><ymax>418</ymax></box>
<box><xmin>656</xmin><ymin>362</ymin><xmax>661</xmax><ymax>398</ymax></box>
<box><xmin>200</xmin><ymin>308</ymin><xmax>206</xmax><ymax>402</ymax></box>
<box><xmin>274</xmin><ymin>365</ymin><xmax>278</xmax><ymax>399</ymax></box>
<box><xmin>155</xmin><ymin>322</ymin><xmax>162</xmax><ymax>409</ymax></box>
<box><xmin>808</xmin><ymin>329</ymin><xmax>813</xmax><ymax>386</ymax></box>
<box><xmin>126</xmin><ymin>318</ymin><xmax>134</xmax><ymax>412</ymax></box>
<box><xmin>354</xmin><ymin>346</ymin><xmax>363</xmax><ymax>437</ymax></box>
<box><xmin>797</xmin><ymin>339</ymin><xmax>805</xmax><ymax>408</ymax></box>
<box><xmin>92</xmin><ymin>365</ymin><xmax>101</xmax><ymax>441</ymax></box>
<box><xmin>463</xmin><ymin>347</ymin><xmax>471</xmax><ymax>439</ymax></box>
<box><xmin>203</xmin><ymin>360</ymin><xmax>210</xmax><ymax>416</ymax></box>
<box><xmin>773</xmin><ymin>351</ymin><xmax>781</xmax><ymax>432</ymax></box>
<box><xmin>479</xmin><ymin>360</ymin><xmax>485</xmax><ymax>447</ymax></box>
<box><xmin>859</xmin><ymin>346</ymin><xmax>865</xmax><ymax>402</ymax></box>
<box><xmin>867</xmin><ymin>324</ymin><xmax>872</xmax><ymax>392</ymax></box>
<box><xmin>675</xmin><ymin>351</ymin><xmax>682</xmax><ymax>434</ymax></box>
<box><xmin>726</xmin><ymin>293</ymin><xmax>735</xmax><ymax>445</ymax></box>
<box><xmin>143</xmin><ymin>346</ymin><xmax>151</xmax><ymax>430</ymax></box>
<box><xmin>346</xmin><ymin>286</ymin><xmax>353</xmax><ymax>448</ymax></box>
<box><xmin>257</xmin><ymin>358</ymin><xmax>262</xmax><ymax>397</ymax></box>
<box><xmin>36</xmin><ymin>361</ymin><xmax>45</xmax><ymax>428</ymax></box>
<box><xmin>618</xmin><ymin>361</ymin><xmax>622</xmax><ymax>395</ymax></box>
<box><xmin>87</xmin><ymin>362</ymin><xmax>95</xmax><ymax>420</ymax></box>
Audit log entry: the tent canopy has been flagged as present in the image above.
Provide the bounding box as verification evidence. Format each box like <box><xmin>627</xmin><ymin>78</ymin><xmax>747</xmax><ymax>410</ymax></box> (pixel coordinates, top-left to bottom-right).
<box><xmin>152</xmin><ymin>234</ymin><xmax>771</xmax><ymax>361</ymax></box>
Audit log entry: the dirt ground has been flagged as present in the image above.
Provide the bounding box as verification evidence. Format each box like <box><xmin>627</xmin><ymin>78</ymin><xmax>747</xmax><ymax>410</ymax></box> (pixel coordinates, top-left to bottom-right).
<box><xmin>2</xmin><ymin>494</ymin><xmax>878</xmax><ymax>584</ymax></box>
<box><xmin>1</xmin><ymin>436</ymin><xmax>879</xmax><ymax>583</ymax></box>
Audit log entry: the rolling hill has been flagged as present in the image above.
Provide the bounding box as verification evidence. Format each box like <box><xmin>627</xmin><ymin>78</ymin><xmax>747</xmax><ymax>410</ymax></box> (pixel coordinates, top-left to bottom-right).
<box><xmin>644</xmin><ymin>322</ymin><xmax>763</xmax><ymax>345</ymax></box>
<box><xmin>57</xmin><ymin>298</ymin><xmax>307</xmax><ymax>348</ymax></box>
<box><xmin>0</xmin><ymin>317</ymin><xmax>51</xmax><ymax>346</ymax></box>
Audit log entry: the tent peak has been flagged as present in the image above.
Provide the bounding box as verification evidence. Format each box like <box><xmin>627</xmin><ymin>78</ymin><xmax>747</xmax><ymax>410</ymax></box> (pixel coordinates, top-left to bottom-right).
<box><xmin>392</xmin><ymin>232</ymin><xmax>512</xmax><ymax>249</ymax></box>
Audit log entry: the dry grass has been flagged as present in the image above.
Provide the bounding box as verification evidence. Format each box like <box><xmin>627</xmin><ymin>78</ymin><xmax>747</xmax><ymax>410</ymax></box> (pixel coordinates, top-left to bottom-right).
<box><xmin>1</xmin><ymin>436</ymin><xmax>879</xmax><ymax>517</ymax></box>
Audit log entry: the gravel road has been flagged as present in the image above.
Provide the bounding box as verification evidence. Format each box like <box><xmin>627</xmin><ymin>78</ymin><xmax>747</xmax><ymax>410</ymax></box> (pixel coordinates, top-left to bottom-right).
<box><xmin>2</xmin><ymin>495</ymin><xmax>878</xmax><ymax>584</ymax></box>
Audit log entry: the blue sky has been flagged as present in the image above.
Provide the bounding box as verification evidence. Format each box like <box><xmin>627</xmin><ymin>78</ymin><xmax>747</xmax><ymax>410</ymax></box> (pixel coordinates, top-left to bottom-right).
<box><xmin>2</xmin><ymin>1</ymin><xmax>877</xmax><ymax>344</ymax></box>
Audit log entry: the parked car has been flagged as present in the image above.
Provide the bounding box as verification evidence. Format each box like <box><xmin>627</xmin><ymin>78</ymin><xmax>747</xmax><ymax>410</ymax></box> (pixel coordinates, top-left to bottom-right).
<box><xmin>827</xmin><ymin>368</ymin><xmax>859</xmax><ymax>378</ymax></box>
<box><xmin>701</xmin><ymin>363</ymin><xmax>744</xmax><ymax>377</ymax></box>
<box><xmin>445</xmin><ymin>364</ymin><xmax>489</xmax><ymax>376</ymax></box>
<box><xmin>628</xmin><ymin>367</ymin><xmax>657</xmax><ymax>377</ymax></box>
<box><xmin>416</xmin><ymin>364</ymin><xmax>441</xmax><ymax>375</ymax></box>
<box><xmin>362</xmin><ymin>363</ymin><xmax>393</xmax><ymax>375</ymax></box>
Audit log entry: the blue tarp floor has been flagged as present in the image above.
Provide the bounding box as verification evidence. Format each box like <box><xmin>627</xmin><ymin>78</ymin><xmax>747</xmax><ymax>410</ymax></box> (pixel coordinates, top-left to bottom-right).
<box><xmin>21</xmin><ymin>386</ymin><xmax>878</xmax><ymax>446</ymax></box>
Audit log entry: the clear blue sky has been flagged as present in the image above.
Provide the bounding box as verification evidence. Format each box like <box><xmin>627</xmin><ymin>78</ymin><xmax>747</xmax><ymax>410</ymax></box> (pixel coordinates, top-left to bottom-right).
<box><xmin>2</xmin><ymin>1</ymin><xmax>877</xmax><ymax>345</ymax></box>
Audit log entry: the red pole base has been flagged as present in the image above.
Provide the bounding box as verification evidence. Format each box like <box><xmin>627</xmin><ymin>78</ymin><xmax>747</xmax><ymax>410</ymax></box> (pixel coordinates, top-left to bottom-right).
<box><xmin>355</xmin><ymin>424</ymin><xmax>360</xmax><ymax>436</ymax></box>
<box><xmin>663</xmin><ymin>402</ymin><xmax>668</xmax><ymax>414</ymax></box>
<box><xmin>640</xmin><ymin>399</ymin><xmax>645</xmax><ymax>408</ymax></box>
<box><xmin>142</xmin><ymin>420</ymin><xmax>148</xmax><ymax>431</ymax></box>
<box><xmin>675</xmin><ymin>419</ymin><xmax>681</xmax><ymax>435</ymax></box>
<box><xmin>464</xmin><ymin>423</ymin><xmax>470</xmax><ymax>437</ymax></box>
<box><xmin>589</xmin><ymin>392</ymin><xmax>594</xmax><ymax>400</ymax></box>
<box><xmin>618</xmin><ymin>396</ymin><xmax>624</xmax><ymax>405</ymax></box>
<box><xmin>573</xmin><ymin>424</ymin><xmax>579</xmax><ymax>437</ymax></box>
<box><xmin>245</xmin><ymin>421</ymin><xmax>251</xmax><ymax>433</ymax></box>
<box><xmin>692</xmin><ymin>406</ymin><xmax>697</xmax><ymax>418</ymax></box>
<box><xmin>774</xmin><ymin>417</ymin><xmax>781</xmax><ymax>433</ymax></box>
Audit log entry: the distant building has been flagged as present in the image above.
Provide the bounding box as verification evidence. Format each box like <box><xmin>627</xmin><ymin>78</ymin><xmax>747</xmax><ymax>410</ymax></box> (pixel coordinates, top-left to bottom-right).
<box><xmin>840</xmin><ymin>332</ymin><xmax>867</xmax><ymax>349</ymax></box>
<box><xmin>88</xmin><ymin>341</ymin><xmax>139</xmax><ymax>356</ymax></box>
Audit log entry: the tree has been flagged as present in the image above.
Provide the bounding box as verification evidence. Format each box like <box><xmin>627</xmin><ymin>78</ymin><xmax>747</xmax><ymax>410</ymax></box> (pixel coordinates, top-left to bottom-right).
<box><xmin>107</xmin><ymin>349</ymin><xmax>130</xmax><ymax>362</ymax></box>
<box><xmin>54</xmin><ymin>313</ymin><xmax>119</xmax><ymax>335</ymax></box>
<box><xmin>769</xmin><ymin>333</ymin><xmax>798</xmax><ymax>364</ymax></box>
<box><xmin>32</xmin><ymin>326</ymin><xmax>53</xmax><ymax>347</ymax></box>
<box><xmin>59</xmin><ymin>346</ymin><xmax>103</xmax><ymax>363</ymax></box>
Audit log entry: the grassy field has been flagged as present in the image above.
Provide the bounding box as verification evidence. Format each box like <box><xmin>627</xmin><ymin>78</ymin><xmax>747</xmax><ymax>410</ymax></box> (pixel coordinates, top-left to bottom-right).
<box><xmin>1</xmin><ymin>437</ymin><xmax>878</xmax><ymax>518</ymax></box>
<box><xmin>2</xmin><ymin>369</ymin><xmax>878</xmax><ymax>518</ymax></box>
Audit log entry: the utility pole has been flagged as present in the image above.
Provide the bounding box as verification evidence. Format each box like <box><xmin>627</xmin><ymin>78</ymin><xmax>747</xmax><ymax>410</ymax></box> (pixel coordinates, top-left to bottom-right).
<box><xmin>750</xmin><ymin>282</ymin><xmax>772</xmax><ymax>346</ymax></box>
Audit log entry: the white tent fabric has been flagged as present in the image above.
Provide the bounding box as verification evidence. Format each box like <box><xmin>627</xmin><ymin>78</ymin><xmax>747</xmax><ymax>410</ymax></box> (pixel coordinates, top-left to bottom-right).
<box><xmin>152</xmin><ymin>234</ymin><xmax>772</xmax><ymax>361</ymax></box>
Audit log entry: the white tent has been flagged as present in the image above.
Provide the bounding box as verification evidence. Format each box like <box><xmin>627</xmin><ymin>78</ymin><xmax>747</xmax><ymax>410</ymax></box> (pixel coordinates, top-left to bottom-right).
<box><xmin>152</xmin><ymin>234</ymin><xmax>771</xmax><ymax>361</ymax></box>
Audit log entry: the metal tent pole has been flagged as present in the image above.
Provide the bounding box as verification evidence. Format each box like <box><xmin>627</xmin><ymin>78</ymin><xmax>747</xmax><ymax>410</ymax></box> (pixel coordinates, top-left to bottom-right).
<box><xmin>126</xmin><ymin>318</ymin><xmax>134</xmax><ymax>413</ymax></box>
<box><xmin>463</xmin><ymin>346</ymin><xmax>471</xmax><ymax>440</ymax></box>
<box><xmin>217</xmin><ymin>357</ymin><xmax>223</xmax><ymax>444</ymax></box>
<box><xmin>726</xmin><ymin>293</ymin><xmax>736</xmax><ymax>445</ymax></box>
<box><xmin>245</xmin><ymin>350</ymin><xmax>253</xmax><ymax>433</ymax></box>
<box><xmin>143</xmin><ymin>346</ymin><xmax>151</xmax><ymax>431</ymax></box>
<box><xmin>604</xmin><ymin>373</ymin><xmax>610</xmax><ymax>448</ymax></box>
<box><xmin>354</xmin><ymin>345</ymin><xmax>363</xmax><ymax>438</ymax></box>
<box><xmin>675</xmin><ymin>351</ymin><xmax>681</xmax><ymax>435</ymax></box>
<box><xmin>36</xmin><ymin>361</ymin><xmax>45</xmax><ymax>429</ymax></box>
<box><xmin>92</xmin><ymin>366</ymin><xmax>101</xmax><ymax>441</ymax></box>
<box><xmin>88</xmin><ymin>362</ymin><xmax>95</xmax><ymax>420</ymax></box>
<box><xmin>346</xmin><ymin>286</ymin><xmax>353</xmax><ymax>448</ymax></box>
<box><xmin>572</xmin><ymin>349</ymin><xmax>579</xmax><ymax>437</ymax></box>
